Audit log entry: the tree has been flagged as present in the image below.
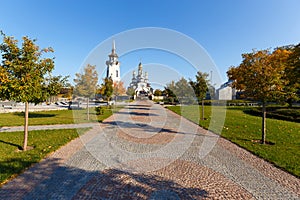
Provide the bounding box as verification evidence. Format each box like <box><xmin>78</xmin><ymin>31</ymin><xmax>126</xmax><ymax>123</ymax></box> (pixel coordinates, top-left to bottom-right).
<box><xmin>126</xmin><ymin>87</ymin><xmax>135</xmax><ymax>98</ymax></box>
<box><xmin>113</xmin><ymin>81</ymin><xmax>126</xmax><ymax>97</ymax></box>
<box><xmin>74</xmin><ymin>64</ymin><xmax>98</xmax><ymax>120</ymax></box>
<box><xmin>59</xmin><ymin>84</ymin><xmax>73</xmax><ymax>99</ymax></box>
<box><xmin>0</xmin><ymin>32</ymin><xmax>59</xmax><ymax>150</ymax></box>
<box><xmin>45</xmin><ymin>75</ymin><xmax>69</xmax><ymax>97</ymax></box>
<box><xmin>189</xmin><ymin>71</ymin><xmax>209</xmax><ymax>120</ymax></box>
<box><xmin>154</xmin><ymin>89</ymin><xmax>162</xmax><ymax>96</ymax></box>
<box><xmin>164</xmin><ymin>81</ymin><xmax>177</xmax><ymax>104</ymax></box>
<box><xmin>207</xmin><ymin>84</ymin><xmax>216</xmax><ymax>100</ymax></box>
<box><xmin>165</xmin><ymin>78</ymin><xmax>194</xmax><ymax>104</ymax></box>
<box><xmin>285</xmin><ymin>44</ymin><xmax>300</xmax><ymax>106</ymax></box>
<box><xmin>227</xmin><ymin>48</ymin><xmax>292</xmax><ymax>144</ymax></box>
<box><xmin>99</xmin><ymin>77</ymin><xmax>113</xmax><ymax>101</ymax></box>
<box><xmin>45</xmin><ymin>75</ymin><xmax>70</xmax><ymax>103</ymax></box>
<box><xmin>189</xmin><ymin>71</ymin><xmax>209</xmax><ymax>100</ymax></box>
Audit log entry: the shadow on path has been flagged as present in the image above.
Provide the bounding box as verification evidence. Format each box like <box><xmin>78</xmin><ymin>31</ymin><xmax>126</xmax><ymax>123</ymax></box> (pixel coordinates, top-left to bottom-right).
<box><xmin>102</xmin><ymin>121</ymin><xmax>177</xmax><ymax>134</ymax></box>
<box><xmin>74</xmin><ymin>168</ymin><xmax>208</xmax><ymax>199</ymax></box>
<box><xmin>126</xmin><ymin>107</ymin><xmax>151</xmax><ymax>111</ymax></box>
<box><xmin>117</xmin><ymin>111</ymin><xmax>158</xmax><ymax>116</ymax></box>
<box><xmin>127</xmin><ymin>104</ymin><xmax>152</xmax><ymax>108</ymax></box>
<box><xmin>0</xmin><ymin>158</ymin><xmax>208</xmax><ymax>199</ymax></box>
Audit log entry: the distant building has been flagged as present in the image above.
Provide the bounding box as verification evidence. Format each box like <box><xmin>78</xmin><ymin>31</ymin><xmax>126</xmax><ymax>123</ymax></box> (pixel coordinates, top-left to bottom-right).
<box><xmin>216</xmin><ymin>80</ymin><xmax>236</xmax><ymax>100</ymax></box>
<box><xmin>127</xmin><ymin>62</ymin><xmax>153</xmax><ymax>99</ymax></box>
<box><xmin>105</xmin><ymin>41</ymin><xmax>120</xmax><ymax>83</ymax></box>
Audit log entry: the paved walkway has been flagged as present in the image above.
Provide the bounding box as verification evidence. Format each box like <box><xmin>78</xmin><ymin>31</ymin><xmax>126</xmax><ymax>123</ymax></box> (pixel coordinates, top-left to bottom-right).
<box><xmin>0</xmin><ymin>100</ymin><xmax>299</xmax><ymax>199</ymax></box>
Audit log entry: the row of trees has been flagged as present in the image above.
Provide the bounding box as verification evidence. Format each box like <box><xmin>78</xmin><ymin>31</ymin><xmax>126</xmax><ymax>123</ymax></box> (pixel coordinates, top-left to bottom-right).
<box><xmin>154</xmin><ymin>71</ymin><xmax>212</xmax><ymax>104</ymax></box>
<box><xmin>0</xmin><ymin>32</ymin><xmax>68</xmax><ymax>150</ymax></box>
<box><xmin>227</xmin><ymin>45</ymin><xmax>300</xmax><ymax>144</ymax></box>
<box><xmin>73</xmin><ymin>64</ymin><xmax>127</xmax><ymax>120</ymax></box>
<box><xmin>0</xmin><ymin>33</ymin><xmax>126</xmax><ymax>150</ymax></box>
<box><xmin>156</xmin><ymin>44</ymin><xmax>299</xmax><ymax>145</ymax></box>
<box><xmin>154</xmin><ymin>72</ymin><xmax>212</xmax><ymax>120</ymax></box>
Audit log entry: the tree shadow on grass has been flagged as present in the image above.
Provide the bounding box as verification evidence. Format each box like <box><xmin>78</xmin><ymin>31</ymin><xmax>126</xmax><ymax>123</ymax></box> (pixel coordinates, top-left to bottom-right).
<box><xmin>0</xmin><ymin>157</ymin><xmax>209</xmax><ymax>199</ymax></box>
<box><xmin>13</xmin><ymin>112</ymin><xmax>56</xmax><ymax>118</ymax></box>
<box><xmin>0</xmin><ymin>140</ymin><xmax>22</xmax><ymax>150</ymax></box>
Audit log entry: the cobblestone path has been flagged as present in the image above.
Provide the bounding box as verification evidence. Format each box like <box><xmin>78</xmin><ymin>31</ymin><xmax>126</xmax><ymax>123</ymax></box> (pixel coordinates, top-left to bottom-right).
<box><xmin>0</xmin><ymin>100</ymin><xmax>299</xmax><ymax>199</ymax></box>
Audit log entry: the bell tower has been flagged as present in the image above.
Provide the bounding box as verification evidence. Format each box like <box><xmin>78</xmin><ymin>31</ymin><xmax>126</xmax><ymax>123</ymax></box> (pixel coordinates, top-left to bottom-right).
<box><xmin>106</xmin><ymin>40</ymin><xmax>120</xmax><ymax>82</ymax></box>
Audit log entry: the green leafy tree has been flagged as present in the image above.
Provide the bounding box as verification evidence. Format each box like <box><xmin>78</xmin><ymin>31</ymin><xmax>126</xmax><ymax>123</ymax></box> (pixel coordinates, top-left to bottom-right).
<box><xmin>154</xmin><ymin>89</ymin><xmax>162</xmax><ymax>96</ymax></box>
<box><xmin>165</xmin><ymin>78</ymin><xmax>194</xmax><ymax>104</ymax></box>
<box><xmin>175</xmin><ymin>77</ymin><xmax>195</xmax><ymax>104</ymax></box>
<box><xmin>227</xmin><ymin>48</ymin><xmax>292</xmax><ymax>144</ymax></box>
<box><xmin>0</xmin><ymin>32</ymin><xmax>58</xmax><ymax>150</ymax></box>
<box><xmin>45</xmin><ymin>75</ymin><xmax>70</xmax><ymax>97</ymax></box>
<box><xmin>126</xmin><ymin>87</ymin><xmax>135</xmax><ymax>97</ymax></box>
<box><xmin>189</xmin><ymin>71</ymin><xmax>209</xmax><ymax>100</ymax></box>
<box><xmin>164</xmin><ymin>81</ymin><xmax>177</xmax><ymax>104</ymax></box>
<box><xmin>99</xmin><ymin>77</ymin><xmax>113</xmax><ymax>101</ymax></box>
<box><xmin>189</xmin><ymin>71</ymin><xmax>209</xmax><ymax>120</ymax></box>
<box><xmin>74</xmin><ymin>64</ymin><xmax>98</xmax><ymax>120</ymax></box>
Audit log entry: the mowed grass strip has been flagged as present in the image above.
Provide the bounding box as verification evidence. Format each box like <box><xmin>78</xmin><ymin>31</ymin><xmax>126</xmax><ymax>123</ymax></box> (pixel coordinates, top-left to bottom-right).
<box><xmin>167</xmin><ymin>105</ymin><xmax>300</xmax><ymax>177</ymax></box>
<box><xmin>0</xmin><ymin>106</ymin><xmax>122</xmax><ymax>127</ymax></box>
<box><xmin>0</xmin><ymin>128</ymin><xmax>90</xmax><ymax>185</ymax></box>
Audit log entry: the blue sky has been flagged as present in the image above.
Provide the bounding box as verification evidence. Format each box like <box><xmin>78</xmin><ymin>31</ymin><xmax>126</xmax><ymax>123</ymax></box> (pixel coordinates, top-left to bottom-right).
<box><xmin>1</xmin><ymin>0</ymin><xmax>299</xmax><ymax>88</ymax></box>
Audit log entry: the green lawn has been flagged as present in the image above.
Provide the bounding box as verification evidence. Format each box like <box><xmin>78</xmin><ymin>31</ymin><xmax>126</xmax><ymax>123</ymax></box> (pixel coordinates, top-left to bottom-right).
<box><xmin>0</xmin><ymin>106</ymin><xmax>122</xmax><ymax>127</ymax></box>
<box><xmin>0</xmin><ymin>128</ymin><xmax>89</xmax><ymax>185</ymax></box>
<box><xmin>167</xmin><ymin>105</ymin><xmax>300</xmax><ymax>177</ymax></box>
<box><xmin>0</xmin><ymin>106</ymin><xmax>123</xmax><ymax>185</ymax></box>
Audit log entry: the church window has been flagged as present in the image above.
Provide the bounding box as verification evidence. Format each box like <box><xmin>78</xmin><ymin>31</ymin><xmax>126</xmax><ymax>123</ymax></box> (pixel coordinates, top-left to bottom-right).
<box><xmin>116</xmin><ymin>70</ymin><xmax>119</xmax><ymax>77</ymax></box>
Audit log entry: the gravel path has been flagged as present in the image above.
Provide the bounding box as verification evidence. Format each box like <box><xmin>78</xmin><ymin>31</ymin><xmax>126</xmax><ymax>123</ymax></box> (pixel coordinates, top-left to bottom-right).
<box><xmin>0</xmin><ymin>100</ymin><xmax>299</xmax><ymax>199</ymax></box>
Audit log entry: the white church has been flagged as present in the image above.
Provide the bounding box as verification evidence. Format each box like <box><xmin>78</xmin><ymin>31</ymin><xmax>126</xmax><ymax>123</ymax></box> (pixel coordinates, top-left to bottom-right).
<box><xmin>127</xmin><ymin>62</ymin><xmax>153</xmax><ymax>99</ymax></box>
<box><xmin>105</xmin><ymin>41</ymin><xmax>153</xmax><ymax>99</ymax></box>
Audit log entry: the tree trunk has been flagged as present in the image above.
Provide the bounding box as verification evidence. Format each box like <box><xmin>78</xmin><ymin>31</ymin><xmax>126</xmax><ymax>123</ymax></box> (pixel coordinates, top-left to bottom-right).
<box><xmin>87</xmin><ymin>97</ymin><xmax>90</xmax><ymax>121</ymax></box>
<box><xmin>23</xmin><ymin>102</ymin><xmax>29</xmax><ymax>151</ymax></box>
<box><xmin>201</xmin><ymin>99</ymin><xmax>204</xmax><ymax>120</ymax></box>
<box><xmin>261</xmin><ymin>102</ymin><xmax>266</xmax><ymax>144</ymax></box>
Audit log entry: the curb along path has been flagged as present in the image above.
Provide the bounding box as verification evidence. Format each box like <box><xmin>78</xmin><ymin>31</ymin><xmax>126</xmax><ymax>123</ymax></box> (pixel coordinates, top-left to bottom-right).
<box><xmin>0</xmin><ymin>100</ymin><xmax>299</xmax><ymax>199</ymax></box>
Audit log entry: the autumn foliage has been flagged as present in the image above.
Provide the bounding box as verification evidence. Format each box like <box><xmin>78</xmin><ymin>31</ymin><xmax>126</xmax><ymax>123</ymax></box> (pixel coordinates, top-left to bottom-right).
<box><xmin>227</xmin><ymin>47</ymin><xmax>297</xmax><ymax>144</ymax></box>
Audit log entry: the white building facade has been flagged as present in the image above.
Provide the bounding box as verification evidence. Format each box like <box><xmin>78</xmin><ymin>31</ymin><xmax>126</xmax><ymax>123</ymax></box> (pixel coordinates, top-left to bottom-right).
<box><xmin>216</xmin><ymin>80</ymin><xmax>236</xmax><ymax>100</ymax></box>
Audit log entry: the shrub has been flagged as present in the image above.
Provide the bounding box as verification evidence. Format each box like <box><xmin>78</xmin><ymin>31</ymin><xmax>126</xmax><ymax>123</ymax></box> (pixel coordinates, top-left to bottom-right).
<box><xmin>95</xmin><ymin>106</ymin><xmax>106</xmax><ymax>115</ymax></box>
<box><xmin>244</xmin><ymin>107</ymin><xmax>300</xmax><ymax>123</ymax></box>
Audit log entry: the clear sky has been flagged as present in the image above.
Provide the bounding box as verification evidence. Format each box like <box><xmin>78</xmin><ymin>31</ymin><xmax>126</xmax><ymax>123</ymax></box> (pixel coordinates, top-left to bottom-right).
<box><xmin>1</xmin><ymin>0</ymin><xmax>299</xmax><ymax>88</ymax></box>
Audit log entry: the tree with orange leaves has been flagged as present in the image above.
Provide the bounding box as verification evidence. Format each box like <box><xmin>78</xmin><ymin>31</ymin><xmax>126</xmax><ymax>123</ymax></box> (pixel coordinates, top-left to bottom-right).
<box><xmin>227</xmin><ymin>48</ymin><xmax>292</xmax><ymax>144</ymax></box>
<box><xmin>113</xmin><ymin>81</ymin><xmax>126</xmax><ymax>97</ymax></box>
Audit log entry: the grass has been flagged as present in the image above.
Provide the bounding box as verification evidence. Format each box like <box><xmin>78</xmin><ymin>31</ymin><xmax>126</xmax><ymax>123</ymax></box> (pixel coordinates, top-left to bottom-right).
<box><xmin>167</xmin><ymin>105</ymin><xmax>300</xmax><ymax>177</ymax></box>
<box><xmin>0</xmin><ymin>105</ymin><xmax>123</xmax><ymax>185</ymax></box>
<box><xmin>0</xmin><ymin>106</ymin><xmax>123</xmax><ymax>127</ymax></box>
<box><xmin>0</xmin><ymin>128</ymin><xmax>90</xmax><ymax>185</ymax></box>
